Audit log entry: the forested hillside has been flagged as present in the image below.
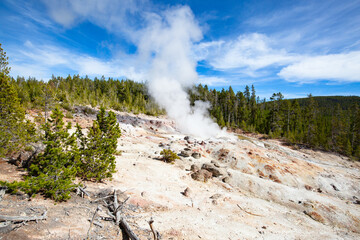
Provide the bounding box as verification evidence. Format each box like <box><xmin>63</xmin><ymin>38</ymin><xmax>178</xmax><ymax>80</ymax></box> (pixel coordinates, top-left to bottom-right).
<box><xmin>13</xmin><ymin>75</ymin><xmax>164</xmax><ymax>116</ymax></box>
<box><xmin>8</xmin><ymin>75</ymin><xmax>360</xmax><ymax>160</ymax></box>
<box><xmin>190</xmin><ymin>84</ymin><xmax>360</xmax><ymax>159</ymax></box>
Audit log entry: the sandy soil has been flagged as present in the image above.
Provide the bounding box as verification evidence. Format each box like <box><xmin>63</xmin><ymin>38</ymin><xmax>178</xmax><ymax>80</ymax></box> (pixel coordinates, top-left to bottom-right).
<box><xmin>1</xmin><ymin>110</ymin><xmax>360</xmax><ymax>239</ymax></box>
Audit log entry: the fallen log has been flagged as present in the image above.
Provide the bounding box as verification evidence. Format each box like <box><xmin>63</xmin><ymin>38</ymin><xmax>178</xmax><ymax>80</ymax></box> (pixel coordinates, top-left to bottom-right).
<box><xmin>0</xmin><ymin>211</ymin><xmax>47</xmax><ymax>222</ymax></box>
<box><xmin>120</xmin><ymin>217</ymin><xmax>140</xmax><ymax>240</ymax></box>
<box><xmin>78</xmin><ymin>186</ymin><xmax>90</xmax><ymax>198</ymax></box>
<box><xmin>87</xmin><ymin>206</ymin><xmax>101</xmax><ymax>239</ymax></box>
<box><xmin>113</xmin><ymin>190</ymin><xmax>140</xmax><ymax>240</ymax></box>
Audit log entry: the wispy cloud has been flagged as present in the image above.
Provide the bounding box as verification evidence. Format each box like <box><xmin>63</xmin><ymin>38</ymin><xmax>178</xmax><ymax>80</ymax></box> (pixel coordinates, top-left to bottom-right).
<box><xmin>40</xmin><ymin>0</ymin><xmax>150</xmax><ymax>40</ymax></box>
<box><xmin>279</xmin><ymin>51</ymin><xmax>360</xmax><ymax>83</ymax></box>
<box><xmin>9</xmin><ymin>41</ymin><xmax>147</xmax><ymax>81</ymax></box>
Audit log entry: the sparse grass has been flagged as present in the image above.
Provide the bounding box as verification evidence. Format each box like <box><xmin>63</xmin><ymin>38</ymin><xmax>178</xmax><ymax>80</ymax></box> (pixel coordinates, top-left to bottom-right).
<box><xmin>237</xmin><ymin>135</ymin><xmax>251</xmax><ymax>141</ymax></box>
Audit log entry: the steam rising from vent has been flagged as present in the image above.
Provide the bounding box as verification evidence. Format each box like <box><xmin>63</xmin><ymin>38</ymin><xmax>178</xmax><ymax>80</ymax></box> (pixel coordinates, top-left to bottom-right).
<box><xmin>138</xmin><ymin>6</ymin><xmax>226</xmax><ymax>138</ymax></box>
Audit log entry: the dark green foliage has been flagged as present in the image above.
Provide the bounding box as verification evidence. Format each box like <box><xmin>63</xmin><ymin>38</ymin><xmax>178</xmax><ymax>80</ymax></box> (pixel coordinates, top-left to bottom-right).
<box><xmin>189</xmin><ymin>84</ymin><xmax>360</xmax><ymax>160</ymax></box>
<box><xmin>160</xmin><ymin>149</ymin><xmax>180</xmax><ymax>164</ymax></box>
<box><xmin>0</xmin><ymin>43</ymin><xmax>10</xmax><ymax>75</ymax></box>
<box><xmin>12</xmin><ymin>74</ymin><xmax>164</xmax><ymax>116</ymax></box>
<box><xmin>3</xmin><ymin>107</ymin><xmax>121</xmax><ymax>201</ymax></box>
<box><xmin>25</xmin><ymin>107</ymin><xmax>79</xmax><ymax>201</ymax></box>
<box><xmin>0</xmin><ymin>73</ymin><xmax>35</xmax><ymax>157</ymax></box>
<box><xmin>76</xmin><ymin>107</ymin><xmax>121</xmax><ymax>181</ymax></box>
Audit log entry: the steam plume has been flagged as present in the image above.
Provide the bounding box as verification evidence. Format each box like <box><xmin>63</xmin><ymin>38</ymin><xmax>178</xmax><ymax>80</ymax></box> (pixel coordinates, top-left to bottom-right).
<box><xmin>138</xmin><ymin>6</ymin><xmax>226</xmax><ymax>138</ymax></box>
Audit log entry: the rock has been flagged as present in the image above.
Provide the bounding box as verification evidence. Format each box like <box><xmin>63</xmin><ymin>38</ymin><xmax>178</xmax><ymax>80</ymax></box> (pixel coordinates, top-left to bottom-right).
<box><xmin>182</xmin><ymin>187</ymin><xmax>192</xmax><ymax>197</ymax></box>
<box><xmin>192</xmin><ymin>152</ymin><xmax>201</xmax><ymax>159</ymax></box>
<box><xmin>190</xmin><ymin>164</ymin><xmax>200</xmax><ymax>172</ymax></box>
<box><xmin>211</xmin><ymin>160</ymin><xmax>220</xmax><ymax>168</ymax></box>
<box><xmin>331</xmin><ymin>184</ymin><xmax>339</xmax><ymax>191</ymax></box>
<box><xmin>304</xmin><ymin>211</ymin><xmax>325</xmax><ymax>224</ymax></box>
<box><xmin>210</xmin><ymin>194</ymin><xmax>222</xmax><ymax>199</ymax></box>
<box><xmin>222</xmin><ymin>176</ymin><xmax>230</xmax><ymax>183</ymax></box>
<box><xmin>179</xmin><ymin>151</ymin><xmax>190</xmax><ymax>157</ymax></box>
<box><xmin>184</xmin><ymin>147</ymin><xmax>191</xmax><ymax>151</ymax></box>
<box><xmin>269</xmin><ymin>174</ymin><xmax>281</xmax><ymax>183</ymax></box>
<box><xmin>184</xmin><ymin>136</ymin><xmax>195</xmax><ymax>144</ymax></box>
<box><xmin>305</xmin><ymin>185</ymin><xmax>313</xmax><ymax>191</ymax></box>
<box><xmin>191</xmin><ymin>169</ymin><xmax>212</xmax><ymax>182</ymax></box>
<box><xmin>202</xmin><ymin>163</ymin><xmax>222</xmax><ymax>177</ymax></box>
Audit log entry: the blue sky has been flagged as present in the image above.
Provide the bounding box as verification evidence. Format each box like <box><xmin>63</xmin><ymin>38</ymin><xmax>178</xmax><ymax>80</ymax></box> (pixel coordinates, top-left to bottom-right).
<box><xmin>1</xmin><ymin>0</ymin><xmax>360</xmax><ymax>99</ymax></box>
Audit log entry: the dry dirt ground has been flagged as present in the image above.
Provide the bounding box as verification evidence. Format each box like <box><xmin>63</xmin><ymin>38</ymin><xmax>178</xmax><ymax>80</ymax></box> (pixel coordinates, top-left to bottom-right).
<box><xmin>1</xmin><ymin>109</ymin><xmax>360</xmax><ymax>240</ymax></box>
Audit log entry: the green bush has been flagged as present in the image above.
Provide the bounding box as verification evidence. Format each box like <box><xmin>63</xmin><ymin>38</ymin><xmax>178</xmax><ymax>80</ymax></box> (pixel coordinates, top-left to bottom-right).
<box><xmin>3</xmin><ymin>107</ymin><xmax>121</xmax><ymax>201</ymax></box>
<box><xmin>65</xmin><ymin>111</ymin><xmax>73</xmax><ymax>119</ymax></box>
<box><xmin>160</xmin><ymin>149</ymin><xmax>180</xmax><ymax>164</ymax></box>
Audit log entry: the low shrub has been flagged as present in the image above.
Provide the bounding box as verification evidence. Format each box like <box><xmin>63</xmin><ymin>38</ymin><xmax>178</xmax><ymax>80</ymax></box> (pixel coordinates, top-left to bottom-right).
<box><xmin>160</xmin><ymin>149</ymin><xmax>180</xmax><ymax>164</ymax></box>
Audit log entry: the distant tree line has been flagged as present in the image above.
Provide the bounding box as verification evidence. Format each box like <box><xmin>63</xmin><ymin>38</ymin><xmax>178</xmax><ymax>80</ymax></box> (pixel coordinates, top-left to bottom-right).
<box><xmin>190</xmin><ymin>84</ymin><xmax>360</xmax><ymax>159</ymax></box>
<box><xmin>14</xmin><ymin>74</ymin><xmax>164</xmax><ymax>116</ymax></box>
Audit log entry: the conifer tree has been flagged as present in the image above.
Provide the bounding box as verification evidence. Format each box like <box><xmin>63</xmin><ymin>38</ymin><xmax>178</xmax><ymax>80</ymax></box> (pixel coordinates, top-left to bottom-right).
<box><xmin>0</xmin><ymin>43</ymin><xmax>10</xmax><ymax>75</ymax></box>
<box><xmin>76</xmin><ymin>107</ymin><xmax>121</xmax><ymax>181</ymax></box>
<box><xmin>0</xmin><ymin>44</ymin><xmax>34</xmax><ymax>157</ymax></box>
<box><xmin>26</xmin><ymin>107</ymin><xmax>79</xmax><ymax>201</ymax></box>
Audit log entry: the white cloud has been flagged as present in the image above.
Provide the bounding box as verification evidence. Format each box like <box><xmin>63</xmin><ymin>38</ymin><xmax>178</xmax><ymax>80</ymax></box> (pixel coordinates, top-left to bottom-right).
<box><xmin>40</xmin><ymin>0</ymin><xmax>148</xmax><ymax>39</ymax></box>
<box><xmin>9</xmin><ymin>41</ymin><xmax>147</xmax><ymax>81</ymax></box>
<box><xmin>196</xmin><ymin>33</ymin><xmax>298</xmax><ymax>72</ymax></box>
<box><xmin>278</xmin><ymin>51</ymin><xmax>360</xmax><ymax>83</ymax></box>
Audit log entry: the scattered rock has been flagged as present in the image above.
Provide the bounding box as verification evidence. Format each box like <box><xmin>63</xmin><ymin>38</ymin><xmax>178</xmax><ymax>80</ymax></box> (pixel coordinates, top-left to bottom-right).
<box><xmin>211</xmin><ymin>160</ymin><xmax>220</xmax><ymax>167</ymax></box>
<box><xmin>304</xmin><ymin>211</ymin><xmax>325</xmax><ymax>224</ymax></box>
<box><xmin>182</xmin><ymin>187</ymin><xmax>192</xmax><ymax>197</ymax></box>
<box><xmin>191</xmin><ymin>169</ymin><xmax>212</xmax><ymax>182</ymax></box>
<box><xmin>210</xmin><ymin>194</ymin><xmax>222</xmax><ymax>200</ymax></box>
<box><xmin>190</xmin><ymin>164</ymin><xmax>200</xmax><ymax>172</ymax></box>
<box><xmin>192</xmin><ymin>152</ymin><xmax>201</xmax><ymax>159</ymax></box>
<box><xmin>305</xmin><ymin>185</ymin><xmax>313</xmax><ymax>191</ymax></box>
<box><xmin>331</xmin><ymin>184</ymin><xmax>339</xmax><ymax>191</ymax></box>
<box><xmin>184</xmin><ymin>136</ymin><xmax>195</xmax><ymax>144</ymax></box>
<box><xmin>269</xmin><ymin>174</ymin><xmax>281</xmax><ymax>183</ymax></box>
<box><xmin>201</xmin><ymin>163</ymin><xmax>222</xmax><ymax>177</ymax></box>
<box><xmin>222</xmin><ymin>176</ymin><xmax>230</xmax><ymax>183</ymax></box>
<box><xmin>218</xmin><ymin>148</ymin><xmax>230</xmax><ymax>159</ymax></box>
<box><xmin>179</xmin><ymin>151</ymin><xmax>190</xmax><ymax>157</ymax></box>
<box><xmin>264</xmin><ymin>165</ymin><xmax>275</xmax><ymax>173</ymax></box>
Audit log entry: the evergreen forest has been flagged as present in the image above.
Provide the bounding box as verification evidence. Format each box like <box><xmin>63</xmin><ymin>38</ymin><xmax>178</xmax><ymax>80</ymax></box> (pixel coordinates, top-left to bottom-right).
<box><xmin>8</xmin><ymin>74</ymin><xmax>360</xmax><ymax>160</ymax></box>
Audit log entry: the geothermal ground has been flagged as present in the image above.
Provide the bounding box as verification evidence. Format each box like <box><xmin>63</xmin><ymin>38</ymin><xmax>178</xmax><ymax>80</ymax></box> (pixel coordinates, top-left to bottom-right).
<box><xmin>1</xmin><ymin>109</ymin><xmax>360</xmax><ymax>239</ymax></box>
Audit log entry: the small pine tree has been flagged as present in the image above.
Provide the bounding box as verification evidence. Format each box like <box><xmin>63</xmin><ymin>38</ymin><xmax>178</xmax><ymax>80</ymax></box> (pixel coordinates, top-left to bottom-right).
<box><xmin>0</xmin><ymin>72</ymin><xmax>34</xmax><ymax>156</ymax></box>
<box><xmin>76</xmin><ymin>107</ymin><xmax>121</xmax><ymax>181</ymax></box>
<box><xmin>26</xmin><ymin>107</ymin><xmax>79</xmax><ymax>201</ymax></box>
